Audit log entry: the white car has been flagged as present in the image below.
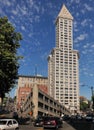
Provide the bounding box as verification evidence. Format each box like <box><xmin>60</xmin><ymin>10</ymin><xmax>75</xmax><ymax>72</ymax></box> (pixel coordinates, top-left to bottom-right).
<box><xmin>0</xmin><ymin>119</ymin><xmax>19</xmax><ymax>130</ymax></box>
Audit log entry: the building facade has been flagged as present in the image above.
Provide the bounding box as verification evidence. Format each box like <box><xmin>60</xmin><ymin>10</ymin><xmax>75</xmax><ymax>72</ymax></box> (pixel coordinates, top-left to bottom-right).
<box><xmin>17</xmin><ymin>86</ymin><xmax>32</xmax><ymax>110</ymax></box>
<box><xmin>18</xmin><ymin>75</ymin><xmax>48</xmax><ymax>89</ymax></box>
<box><xmin>16</xmin><ymin>75</ymin><xmax>48</xmax><ymax>110</ymax></box>
<box><xmin>48</xmin><ymin>5</ymin><xmax>79</xmax><ymax>114</ymax></box>
<box><xmin>22</xmin><ymin>84</ymin><xmax>71</xmax><ymax>119</ymax></box>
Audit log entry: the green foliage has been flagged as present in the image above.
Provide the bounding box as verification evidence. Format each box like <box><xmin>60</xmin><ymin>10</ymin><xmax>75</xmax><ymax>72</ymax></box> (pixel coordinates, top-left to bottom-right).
<box><xmin>80</xmin><ymin>102</ymin><xmax>89</xmax><ymax>111</ymax></box>
<box><xmin>0</xmin><ymin>16</ymin><xmax>22</xmax><ymax>99</ymax></box>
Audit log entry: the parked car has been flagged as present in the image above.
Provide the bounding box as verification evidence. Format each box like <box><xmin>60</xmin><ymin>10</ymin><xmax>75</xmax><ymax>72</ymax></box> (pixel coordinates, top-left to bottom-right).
<box><xmin>76</xmin><ymin>115</ymin><xmax>83</xmax><ymax>120</ymax></box>
<box><xmin>43</xmin><ymin>116</ymin><xmax>63</xmax><ymax>129</ymax></box>
<box><xmin>13</xmin><ymin>112</ymin><xmax>18</xmax><ymax>120</ymax></box>
<box><xmin>0</xmin><ymin>118</ymin><xmax>19</xmax><ymax>130</ymax></box>
<box><xmin>34</xmin><ymin>118</ymin><xmax>44</xmax><ymax>127</ymax></box>
<box><xmin>85</xmin><ymin>114</ymin><xmax>94</xmax><ymax>122</ymax></box>
<box><xmin>63</xmin><ymin>114</ymin><xmax>70</xmax><ymax>121</ymax></box>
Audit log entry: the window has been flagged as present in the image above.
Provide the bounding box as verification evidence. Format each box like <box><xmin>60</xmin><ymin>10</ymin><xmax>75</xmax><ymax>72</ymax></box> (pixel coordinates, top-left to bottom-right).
<box><xmin>13</xmin><ymin>120</ymin><xmax>17</xmax><ymax>124</ymax></box>
<box><xmin>8</xmin><ymin>121</ymin><xmax>12</xmax><ymax>125</ymax></box>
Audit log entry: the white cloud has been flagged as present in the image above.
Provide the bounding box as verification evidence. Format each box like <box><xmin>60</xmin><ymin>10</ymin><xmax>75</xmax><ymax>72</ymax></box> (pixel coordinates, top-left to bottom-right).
<box><xmin>75</xmin><ymin>0</ymin><xmax>80</xmax><ymax>4</ymax></box>
<box><xmin>21</xmin><ymin>26</ymin><xmax>26</xmax><ymax>31</ymax></box>
<box><xmin>34</xmin><ymin>15</ymin><xmax>40</xmax><ymax>22</ymax></box>
<box><xmin>28</xmin><ymin>0</ymin><xmax>34</xmax><ymax>7</ymax></box>
<box><xmin>83</xmin><ymin>43</ymin><xmax>89</xmax><ymax>48</ymax></box>
<box><xmin>69</xmin><ymin>0</ymin><xmax>74</xmax><ymax>3</ymax></box>
<box><xmin>81</xmin><ymin>19</ymin><xmax>87</xmax><ymax>27</ymax></box>
<box><xmin>69</xmin><ymin>0</ymin><xmax>80</xmax><ymax>4</ymax></box>
<box><xmin>91</xmin><ymin>44</ymin><xmax>94</xmax><ymax>48</ymax></box>
<box><xmin>84</xmin><ymin>3</ymin><xmax>93</xmax><ymax>11</ymax></box>
<box><xmin>82</xmin><ymin>50</ymin><xmax>87</xmax><ymax>54</ymax></box>
<box><xmin>88</xmin><ymin>49</ymin><xmax>93</xmax><ymax>53</ymax></box>
<box><xmin>74</xmin><ymin>20</ymin><xmax>79</xmax><ymax>32</ymax></box>
<box><xmin>11</xmin><ymin>9</ymin><xmax>18</xmax><ymax>15</ymax></box>
<box><xmin>74</xmin><ymin>33</ymin><xmax>88</xmax><ymax>43</ymax></box>
<box><xmin>80</xmin><ymin>8</ymin><xmax>86</xmax><ymax>15</ymax></box>
<box><xmin>19</xmin><ymin>6</ymin><xmax>27</xmax><ymax>16</ymax></box>
<box><xmin>89</xmin><ymin>73</ymin><xmax>94</xmax><ymax>77</ymax></box>
<box><xmin>90</xmin><ymin>23</ymin><xmax>93</xmax><ymax>29</ymax></box>
<box><xmin>5</xmin><ymin>0</ymin><xmax>11</xmax><ymax>6</ymax></box>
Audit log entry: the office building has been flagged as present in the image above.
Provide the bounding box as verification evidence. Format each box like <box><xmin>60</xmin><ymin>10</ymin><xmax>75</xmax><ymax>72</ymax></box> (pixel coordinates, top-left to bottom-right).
<box><xmin>48</xmin><ymin>5</ymin><xmax>79</xmax><ymax>114</ymax></box>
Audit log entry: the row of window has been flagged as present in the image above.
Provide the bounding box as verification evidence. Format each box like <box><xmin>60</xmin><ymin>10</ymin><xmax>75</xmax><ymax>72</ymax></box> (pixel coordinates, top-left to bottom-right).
<box><xmin>38</xmin><ymin>101</ymin><xmax>69</xmax><ymax>114</ymax></box>
<box><xmin>19</xmin><ymin>77</ymin><xmax>47</xmax><ymax>83</ymax></box>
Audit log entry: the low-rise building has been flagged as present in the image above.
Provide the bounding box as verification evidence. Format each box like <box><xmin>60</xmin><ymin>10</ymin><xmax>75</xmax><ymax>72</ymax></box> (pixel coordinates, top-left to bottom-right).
<box><xmin>16</xmin><ymin>75</ymin><xmax>48</xmax><ymax>111</ymax></box>
<box><xmin>22</xmin><ymin>84</ymin><xmax>71</xmax><ymax>119</ymax></box>
<box><xmin>17</xmin><ymin>86</ymin><xmax>32</xmax><ymax>110</ymax></box>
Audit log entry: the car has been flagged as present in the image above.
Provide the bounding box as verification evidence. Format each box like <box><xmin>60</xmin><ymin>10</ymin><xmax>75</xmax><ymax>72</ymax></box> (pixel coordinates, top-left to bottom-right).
<box><xmin>34</xmin><ymin>118</ymin><xmax>44</xmax><ymax>127</ymax></box>
<box><xmin>13</xmin><ymin>112</ymin><xmax>18</xmax><ymax>120</ymax></box>
<box><xmin>0</xmin><ymin>118</ymin><xmax>19</xmax><ymax>130</ymax></box>
<box><xmin>76</xmin><ymin>115</ymin><xmax>83</xmax><ymax>120</ymax></box>
<box><xmin>85</xmin><ymin>114</ymin><xmax>94</xmax><ymax>122</ymax></box>
<box><xmin>63</xmin><ymin>114</ymin><xmax>70</xmax><ymax>121</ymax></box>
<box><xmin>43</xmin><ymin>116</ymin><xmax>63</xmax><ymax>129</ymax></box>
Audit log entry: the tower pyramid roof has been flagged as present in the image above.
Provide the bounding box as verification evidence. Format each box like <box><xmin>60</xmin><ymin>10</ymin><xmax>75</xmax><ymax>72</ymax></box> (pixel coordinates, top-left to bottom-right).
<box><xmin>58</xmin><ymin>5</ymin><xmax>73</xmax><ymax>20</ymax></box>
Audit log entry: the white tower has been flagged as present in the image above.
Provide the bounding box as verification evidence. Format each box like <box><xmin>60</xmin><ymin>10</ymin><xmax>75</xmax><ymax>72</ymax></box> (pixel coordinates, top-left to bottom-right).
<box><xmin>48</xmin><ymin>5</ymin><xmax>79</xmax><ymax>114</ymax></box>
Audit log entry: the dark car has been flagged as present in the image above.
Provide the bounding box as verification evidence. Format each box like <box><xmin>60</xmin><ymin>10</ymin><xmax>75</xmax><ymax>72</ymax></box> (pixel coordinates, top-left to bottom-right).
<box><xmin>13</xmin><ymin>112</ymin><xmax>18</xmax><ymax>120</ymax></box>
<box><xmin>43</xmin><ymin>116</ymin><xmax>63</xmax><ymax>129</ymax></box>
<box><xmin>34</xmin><ymin>118</ymin><xmax>44</xmax><ymax>127</ymax></box>
<box><xmin>63</xmin><ymin>114</ymin><xmax>70</xmax><ymax>121</ymax></box>
<box><xmin>85</xmin><ymin>114</ymin><xmax>94</xmax><ymax>122</ymax></box>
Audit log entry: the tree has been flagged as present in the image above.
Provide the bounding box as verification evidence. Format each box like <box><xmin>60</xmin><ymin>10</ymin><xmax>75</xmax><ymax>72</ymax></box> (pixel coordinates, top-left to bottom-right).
<box><xmin>0</xmin><ymin>16</ymin><xmax>22</xmax><ymax>101</ymax></box>
<box><xmin>80</xmin><ymin>102</ymin><xmax>89</xmax><ymax>111</ymax></box>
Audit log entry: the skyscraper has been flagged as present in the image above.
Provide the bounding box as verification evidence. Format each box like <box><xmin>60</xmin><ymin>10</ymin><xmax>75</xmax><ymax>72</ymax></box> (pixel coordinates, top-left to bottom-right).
<box><xmin>48</xmin><ymin>5</ymin><xmax>79</xmax><ymax>114</ymax></box>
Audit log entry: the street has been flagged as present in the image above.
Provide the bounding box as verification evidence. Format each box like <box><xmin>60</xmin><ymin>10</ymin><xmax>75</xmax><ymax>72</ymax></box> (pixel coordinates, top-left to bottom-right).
<box><xmin>68</xmin><ymin>119</ymin><xmax>94</xmax><ymax>130</ymax></box>
<box><xmin>19</xmin><ymin>120</ymin><xmax>94</xmax><ymax>130</ymax></box>
<box><xmin>19</xmin><ymin>121</ymin><xmax>77</xmax><ymax>130</ymax></box>
<box><xmin>0</xmin><ymin>112</ymin><xmax>94</xmax><ymax>130</ymax></box>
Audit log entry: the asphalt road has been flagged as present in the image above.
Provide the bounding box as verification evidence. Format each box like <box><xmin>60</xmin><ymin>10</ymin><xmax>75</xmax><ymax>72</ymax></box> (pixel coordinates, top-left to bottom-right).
<box><xmin>69</xmin><ymin>119</ymin><xmax>94</xmax><ymax>130</ymax></box>
<box><xmin>19</xmin><ymin>120</ymin><xmax>94</xmax><ymax>130</ymax></box>
<box><xmin>19</xmin><ymin>121</ymin><xmax>76</xmax><ymax>130</ymax></box>
<box><xmin>0</xmin><ymin>112</ymin><xmax>94</xmax><ymax>130</ymax></box>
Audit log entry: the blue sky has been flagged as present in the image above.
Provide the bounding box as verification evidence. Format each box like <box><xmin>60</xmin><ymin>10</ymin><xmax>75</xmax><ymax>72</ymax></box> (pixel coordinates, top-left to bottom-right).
<box><xmin>0</xmin><ymin>0</ymin><xmax>94</xmax><ymax>99</ymax></box>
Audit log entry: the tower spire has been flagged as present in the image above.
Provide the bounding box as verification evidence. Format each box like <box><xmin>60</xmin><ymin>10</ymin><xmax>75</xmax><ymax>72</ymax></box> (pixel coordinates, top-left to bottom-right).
<box><xmin>58</xmin><ymin>4</ymin><xmax>73</xmax><ymax>20</ymax></box>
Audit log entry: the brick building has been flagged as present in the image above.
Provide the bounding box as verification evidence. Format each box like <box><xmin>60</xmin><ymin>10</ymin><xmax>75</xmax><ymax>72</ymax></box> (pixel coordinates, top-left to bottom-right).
<box><xmin>16</xmin><ymin>75</ymin><xmax>48</xmax><ymax>111</ymax></box>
